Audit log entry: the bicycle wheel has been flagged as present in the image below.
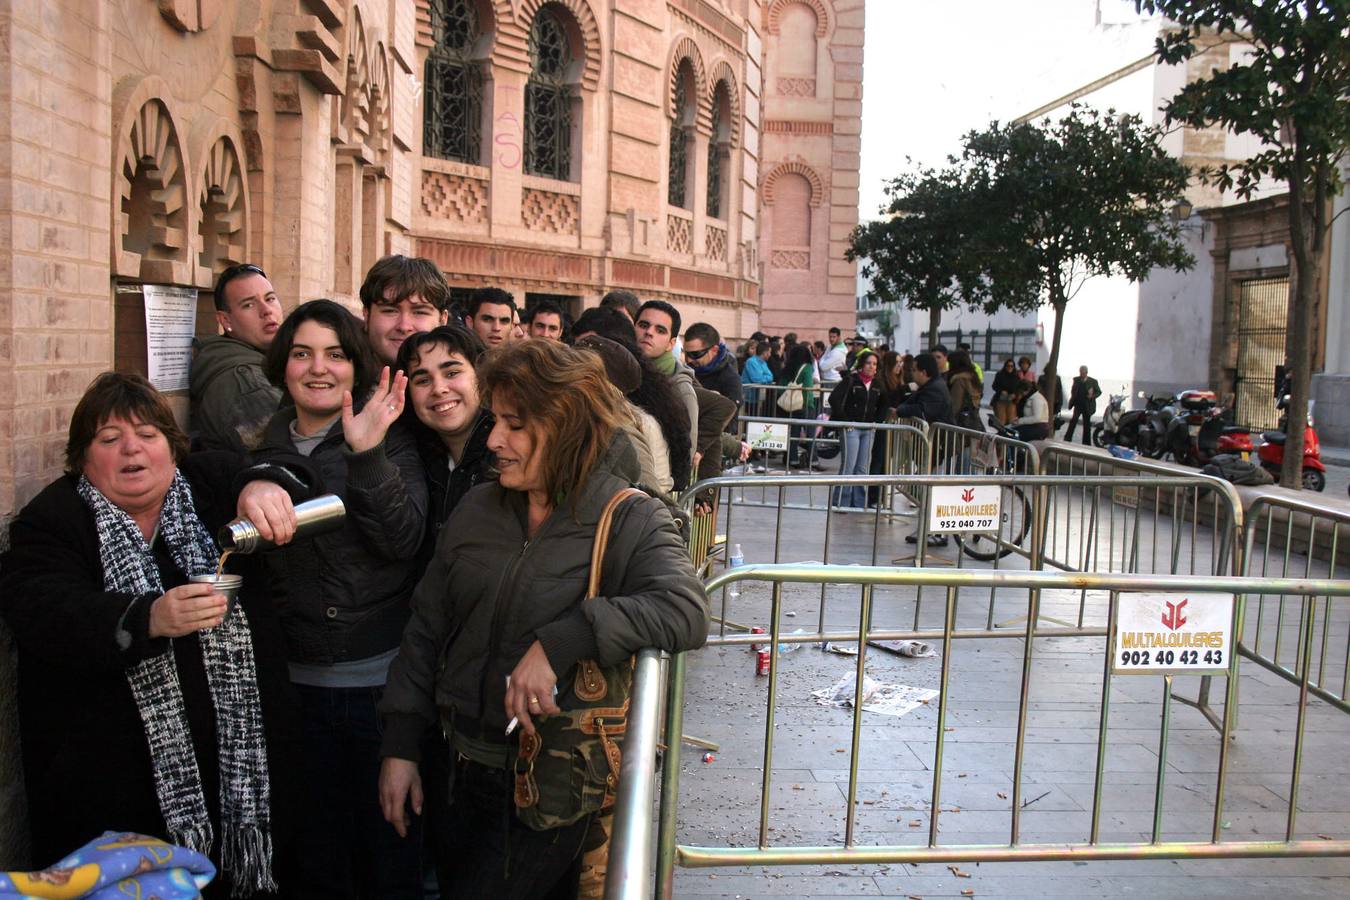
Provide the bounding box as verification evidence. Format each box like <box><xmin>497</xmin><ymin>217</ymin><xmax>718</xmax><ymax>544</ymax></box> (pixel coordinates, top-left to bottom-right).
<box><xmin>954</xmin><ymin>486</ymin><xmax>1031</xmax><ymax>561</ymax></box>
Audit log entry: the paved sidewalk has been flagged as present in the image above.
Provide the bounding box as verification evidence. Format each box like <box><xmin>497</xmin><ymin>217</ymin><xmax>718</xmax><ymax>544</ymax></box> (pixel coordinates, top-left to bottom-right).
<box><xmin>664</xmin><ymin>496</ymin><xmax>1350</xmax><ymax>898</ymax></box>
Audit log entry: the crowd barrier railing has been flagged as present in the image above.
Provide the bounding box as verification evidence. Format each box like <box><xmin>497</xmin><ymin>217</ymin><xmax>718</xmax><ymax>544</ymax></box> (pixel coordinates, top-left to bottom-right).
<box><xmin>929</xmin><ymin>421</ymin><xmax>1040</xmax><ymax>479</ymax></box>
<box><xmin>739</xmin><ymin>382</ymin><xmax>831</xmax><ymax>420</ymax></box>
<box><xmin>679</xmin><ymin>471</ymin><xmax>1244</xmax><ymax>637</ymax></box>
<box><xmin>1038</xmin><ymin>443</ymin><xmax>1244</xmax><ymax>578</ymax></box>
<box><xmin>727</xmin><ymin>415</ymin><xmax>931</xmax><ymax>509</ymax></box>
<box><xmin>603</xmin><ymin>564</ymin><xmax>1350</xmax><ymax>899</ymax></box>
<box><xmin>1240</xmin><ymin>494</ymin><xmax>1350</xmax><ymax>714</ymax></box>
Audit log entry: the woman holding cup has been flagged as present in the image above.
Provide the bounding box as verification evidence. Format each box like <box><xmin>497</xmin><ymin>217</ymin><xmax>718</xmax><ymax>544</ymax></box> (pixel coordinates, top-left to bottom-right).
<box><xmin>0</xmin><ymin>373</ymin><xmax>308</xmax><ymax>896</ymax></box>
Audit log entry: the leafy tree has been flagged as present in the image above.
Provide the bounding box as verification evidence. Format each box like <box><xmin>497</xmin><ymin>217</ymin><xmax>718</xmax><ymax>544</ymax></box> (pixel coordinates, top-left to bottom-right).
<box><xmin>1138</xmin><ymin>0</ymin><xmax>1350</xmax><ymax>488</ymax></box>
<box><xmin>847</xmin><ymin>164</ymin><xmax>990</xmax><ymax>348</ymax></box>
<box><xmin>956</xmin><ymin>106</ymin><xmax>1195</xmax><ymax>411</ymax></box>
<box><xmin>850</xmin><ymin>107</ymin><xmax>1193</xmax><ymax>412</ymax></box>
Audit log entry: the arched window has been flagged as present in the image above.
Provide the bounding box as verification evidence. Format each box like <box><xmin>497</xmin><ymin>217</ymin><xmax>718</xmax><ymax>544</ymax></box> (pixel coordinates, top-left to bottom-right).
<box><xmin>525</xmin><ymin>7</ymin><xmax>573</xmax><ymax>180</ymax></box>
<box><xmin>668</xmin><ymin>60</ymin><xmax>695</xmax><ymax>209</ymax></box>
<box><xmin>706</xmin><ymin>81</ymin><xmax>731</xmax><ymax>218</ymax></box>
<box><xmin>770</xmin><ymin>171</ymin><xmax>812</xmax><ymax>269</ymax></box>
<box><xmin>424</xmin><ymin>0</ymin><xmax>483</xmax><ymax>163</ymax></box>
<box><xmin>773</xmin><ymin>173</ymin><xmax>811</xmax><ymax>245</ymax></box>
<box><xmin>776</xmin><ymin>3</ymin><xmax>818</xmax><ymax>96</ymax></box>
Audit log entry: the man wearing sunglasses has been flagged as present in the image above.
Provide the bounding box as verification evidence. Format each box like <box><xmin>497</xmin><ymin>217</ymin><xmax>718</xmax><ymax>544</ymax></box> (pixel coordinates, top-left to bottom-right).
<box><xmin>683</xmin><ymin>322</ymin><xmax>742</xmax><ymax>431</ymax></box>
<box><xmin>190</xmin><ymin>263</ymin><xmax>284</xmax><ymax>452</ymax></box>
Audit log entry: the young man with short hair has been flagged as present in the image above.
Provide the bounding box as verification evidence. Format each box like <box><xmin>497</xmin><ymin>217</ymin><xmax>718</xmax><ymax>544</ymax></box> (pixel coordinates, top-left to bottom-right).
<box><xmin>931</xmin><ymin>343</ymin><xmax>950</xmax><ymax>374</ymax></box>
<box><xmin>818</xmin><ymin>327</ymin><xmax>848</xmax><ymax>385</ymax></box>
<box><xmin>359</xmin><ymin>255</ymin><xmax>452</xmax><ymax>366</ymax></box>
<box><xmin>190</xmin><ymin>263</ymin><xmax>284</xmax><ymax>452</ymax></box>
<box><xmin>465</xmin><ymin>287</ymin><xmax>517</xmax><ymax>348</ymax></box>
<box><xmin>895</xmin><ymin>352</ymin><xmax>954</xmax><ymax>426</ymax></box>
<box><xmin>637</xmin><ymin>299</ymin><xmax>698</xmax><ymax>458</ymax></box>
<box><xmin>524</xmin><ymin>299</ymin><xmax>566</xmax><ymax>341</ymax></box>
<box><xmin>600</xmin><ymin>289</ymin><xmax>641</xmax><ymax>321</ymax></box>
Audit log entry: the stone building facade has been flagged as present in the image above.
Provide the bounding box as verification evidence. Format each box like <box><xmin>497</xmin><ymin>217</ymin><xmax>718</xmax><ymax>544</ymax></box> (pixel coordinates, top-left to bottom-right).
<box><xmin>0</xmin><ymin>0</ymin><xmax>862</xmax><ymax>528</ymax></box>
<box><xmin>412</xmin><ymin>0</ymin><xmax>862</xmax><ymax>342</ymax></box>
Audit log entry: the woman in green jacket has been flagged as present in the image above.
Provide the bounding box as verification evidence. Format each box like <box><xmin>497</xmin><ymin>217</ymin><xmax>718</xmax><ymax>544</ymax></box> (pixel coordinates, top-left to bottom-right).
<box><xmin>780</xmin><ymin>342</ymin><xmax>818</xmax><ymax>468</ymax></box>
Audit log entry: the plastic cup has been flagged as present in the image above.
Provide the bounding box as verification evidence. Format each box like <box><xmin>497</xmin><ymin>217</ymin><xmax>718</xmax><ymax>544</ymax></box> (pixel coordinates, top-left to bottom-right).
<box><xmin>190</xmin><ymin>573</ymin><xmax>243</xmax><ymax>621</ymax></box>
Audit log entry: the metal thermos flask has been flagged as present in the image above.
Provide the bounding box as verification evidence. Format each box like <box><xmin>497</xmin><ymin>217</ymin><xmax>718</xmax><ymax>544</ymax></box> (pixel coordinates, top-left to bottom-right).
<box><xmin>218</xmin><ymin>493</ymin><xmax>346</xmax><ymax>553</ymax></box>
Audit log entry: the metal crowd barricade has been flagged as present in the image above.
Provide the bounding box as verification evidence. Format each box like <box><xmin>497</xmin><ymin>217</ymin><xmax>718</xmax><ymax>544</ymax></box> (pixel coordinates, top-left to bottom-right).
<box><xmin>929</xmin><ymin>421</ymin><xmax>1040</xmax><ymax>479</ymax></box>
<box><xmin>681</xmin><ymin>469</ymin><xmax>1244</xmax><ymax>633</ymax></box>
<box><xmin>738</xmin><ymin>382</ymin><xmax>831</xmax><ymax>419</ymax></box>
<box><xmin>727</xmin><ymin>416</ymin><xmax>931</xmax><ymax>508</ymax></box>
<box><xmin>1240</xmin><ymin>494</ymin><xmax>1350</xmax><ymax>714</ymax></box>
<box><xmin>599</xmin><ymin>564</ymin><xmax>1350</xmax><ymax>900</ymax></box>
<box><xmin>1038</xmin><ymin>444</ymin><xmax>1244</xmax><ymax>578</ymax></box>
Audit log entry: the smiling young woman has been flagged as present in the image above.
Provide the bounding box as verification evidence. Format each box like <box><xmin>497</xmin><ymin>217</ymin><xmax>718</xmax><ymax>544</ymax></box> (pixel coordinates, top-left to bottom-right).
<box><xmin>378</xmin><ymin>339</ymin><xmax>709</xmax><ymax>899</ymax></box>
<box><xmin>255</xmin><ymin>299</ymin><xmax>430</xmax><ymax>897</ymax></box>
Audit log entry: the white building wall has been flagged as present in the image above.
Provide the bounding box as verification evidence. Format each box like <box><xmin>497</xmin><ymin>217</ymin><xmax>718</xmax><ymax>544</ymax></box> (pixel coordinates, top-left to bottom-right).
<box><xmin>1313</xmin><ymin>159</ymin><xmax>1350</xmax><ymax>444</ymax></box>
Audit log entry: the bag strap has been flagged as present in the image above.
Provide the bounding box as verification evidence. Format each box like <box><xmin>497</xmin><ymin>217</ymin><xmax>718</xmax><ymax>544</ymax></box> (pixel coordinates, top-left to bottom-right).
<box><xmin>574</xmin><ymin>487</ymin><xmax>647</xmax><ymax>701</ymax></box>
<box><xmin>586</xmin><ymin>487</ymin><xmax>647</xmax><ymax>599</ymax></box>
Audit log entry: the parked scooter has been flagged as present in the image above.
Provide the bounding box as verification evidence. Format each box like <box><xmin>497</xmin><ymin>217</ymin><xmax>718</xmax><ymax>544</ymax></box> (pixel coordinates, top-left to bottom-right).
<box><xmin>1165</xmin><ymin>390</ymin><xmax>1225</xmax><ymax>466</ymax></box>
<box><xmin>1113</xmin><ymin>391</ymin><xmax>1174</xmax><ymax>457</ymax></box>
<box><xmin>1216</xmin><ymin>396</ymin><xmax>1325</xmax><ymax>491</ymax></box>
<box><xmin>1092</xmin><ymin>393</ymin><xmax>1126</xmax><ymax>447</ymax></box>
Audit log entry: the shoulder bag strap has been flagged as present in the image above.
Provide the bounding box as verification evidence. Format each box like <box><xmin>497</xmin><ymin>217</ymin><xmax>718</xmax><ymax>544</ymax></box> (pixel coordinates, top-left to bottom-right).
<box><xmin>574</xmin><ymin>487</ymin><xmax>648</xmax><ymax>701</ymax></box>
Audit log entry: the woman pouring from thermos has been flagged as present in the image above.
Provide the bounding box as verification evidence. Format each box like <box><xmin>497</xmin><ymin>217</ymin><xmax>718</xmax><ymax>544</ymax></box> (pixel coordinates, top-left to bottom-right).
<box><xmin>0</xmin><ymin>373</ymin><xmax>311</xmax><ymax>896</ymax></box>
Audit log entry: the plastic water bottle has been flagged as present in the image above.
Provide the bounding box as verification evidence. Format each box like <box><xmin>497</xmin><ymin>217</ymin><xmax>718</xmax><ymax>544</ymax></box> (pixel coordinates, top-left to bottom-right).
<box><xmin>728</xmin><ymin>543</ymin><xmax>744</xmax><ymax>597</ymax></box>
<box><xmin>778</xmin><ymin>627</ymin><xmax>807</xmax><ymax>654</ymax></box>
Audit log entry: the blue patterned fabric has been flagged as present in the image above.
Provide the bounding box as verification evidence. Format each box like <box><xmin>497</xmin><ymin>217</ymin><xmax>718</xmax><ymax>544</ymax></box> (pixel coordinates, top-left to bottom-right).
<box><xmin>0</xmin><ymin>831</ymin><xmax>215</xmax><ymax>898</ymax></box>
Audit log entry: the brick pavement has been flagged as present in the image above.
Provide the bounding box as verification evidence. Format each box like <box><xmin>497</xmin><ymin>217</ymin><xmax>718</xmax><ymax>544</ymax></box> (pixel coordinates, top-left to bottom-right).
<box><xmin>663</xmin><ymin>499</ymin><xmax>1350</xmax><ymax>898</ymax></box>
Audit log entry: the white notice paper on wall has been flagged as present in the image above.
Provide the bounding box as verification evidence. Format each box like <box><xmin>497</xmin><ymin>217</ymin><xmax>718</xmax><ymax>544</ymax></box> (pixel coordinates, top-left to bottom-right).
<box><xmin>142</xmin><ymin>284</ymin><xmax>198</xmax><ymax>392</ymax></box>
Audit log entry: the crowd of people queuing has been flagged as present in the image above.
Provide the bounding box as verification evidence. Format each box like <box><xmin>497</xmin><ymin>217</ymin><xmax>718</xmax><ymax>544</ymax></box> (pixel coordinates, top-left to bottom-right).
<box><xmin>0</xmin><ymin>246</ymin><xmax>1076</xmax><ymax>897</ymax></box>
<box><xmin>0</xmin><ymin>259</ymin><xmax>714</xmax><ymax>899</ymax></box>
<box><xmin>727</xmin><ymin>328</ymin><xmax>1060</xmax><ymax>505</ymax></box>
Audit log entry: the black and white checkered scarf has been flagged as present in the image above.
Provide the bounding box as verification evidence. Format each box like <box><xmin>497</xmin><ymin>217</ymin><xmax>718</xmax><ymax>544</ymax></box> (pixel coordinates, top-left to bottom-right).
<box><xmin>77</xmin><ymin>471</ymin><xmax>275</xmax><ymax>896</ymax></box>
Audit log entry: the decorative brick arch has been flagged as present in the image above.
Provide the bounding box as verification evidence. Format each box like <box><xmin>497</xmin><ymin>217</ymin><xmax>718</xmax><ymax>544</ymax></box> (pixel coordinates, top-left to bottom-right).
<box><xmin>761</xmin><ymin>160</ymin><xmax>825</xmax><ymax>208</ymax></box>
<box><xmin>113</xmin><ymin>77</ymin><xmax>192</xmax><ymax>283</ymax></box>
<box><xmin>337</xmin><ymin>8</ymin><xmax>393</xmax><ymax>157</ymax></box>
<box><xmin>706</xmin><ymin>59</ymin><xmax>741</xmax><ymax>146</ymax></box>
<box><xmin>667</xmin><ymin>36</ymin><xmax>708</xmax><ymax>127</ymax></box>
<box><xmin>766</xmin><ymin>0</ymin><xmax>829</xmax><ymax>36</ymax></box>
<box><xmin>194</xmin><ymin>125</ymin><xmax>251</xmax><ymax>283</ymax></box>
<box><xmin>370</xmin><ymin>40</ymin><xmax>392</xmax><ymax>151</ymax></box>
<box><xmin>516</xmin><ymin>0</ymin><xmax>602</xmax><ymax>92</ymax></box>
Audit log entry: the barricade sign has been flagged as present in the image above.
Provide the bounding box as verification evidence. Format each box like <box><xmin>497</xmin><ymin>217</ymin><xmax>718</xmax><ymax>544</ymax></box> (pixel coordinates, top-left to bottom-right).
<box><xmin>748</xmin><ymin>422</ymin><xmax>789</xmax><ymax>451</ymax></box>
<box><xmin>1112</xmin><ymin>592</ymin><xmax>1233</xmax><ymax>674</ymax></box>
<box><xmin>928</xmin><ymin>483</ymin><xmax>1001</xmax><ymax>534</ymax></box>
<box><xmin>1112</xmin><ymin>485</ymin><xmax>1140</xmax><ymax>509</ymax></box>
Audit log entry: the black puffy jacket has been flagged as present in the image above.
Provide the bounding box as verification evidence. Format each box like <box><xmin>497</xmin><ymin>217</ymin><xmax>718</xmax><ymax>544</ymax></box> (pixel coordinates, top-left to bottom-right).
<box><xmin>252</xmin><ymin>409</ymin><xmax>429</xmax><ymax>666</ymax></box>
<box><xmin>378</xmin><ymin>433</ymin><xmax>709</xmax><ymax>760</ymax></box>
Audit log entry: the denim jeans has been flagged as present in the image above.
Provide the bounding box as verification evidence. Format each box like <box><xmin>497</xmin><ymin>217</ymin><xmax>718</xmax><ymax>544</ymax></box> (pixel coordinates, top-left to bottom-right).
<box><xmin>292</xmin><ymin>683</ymin><xmax>422</xmax><ymax>900</ymax></box>
<box><xmin>435</xmin><ymin>756</ymin><xmax>593</xmax><ymax>899</ymax></box>
<box><xmin>832</xmin><ymin>425</ymin><xmax>874</xmax><ymax>508</ymax></box>
<box><xmin>787</xmin><ymin>407</ymin><xmax>815</xmax><ymax>465</ymax></box>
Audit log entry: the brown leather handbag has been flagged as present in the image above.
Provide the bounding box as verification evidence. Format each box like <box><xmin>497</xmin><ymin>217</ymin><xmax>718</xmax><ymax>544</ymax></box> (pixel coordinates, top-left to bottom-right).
<box><xmin>513</xmin><ymin>487</ymin><xmax>646</xmax><ymax>831</ymax></box>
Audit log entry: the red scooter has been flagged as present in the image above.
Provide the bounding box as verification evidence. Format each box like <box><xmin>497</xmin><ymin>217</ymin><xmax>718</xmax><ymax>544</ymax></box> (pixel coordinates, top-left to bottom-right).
<box><xmin>1217</xmin><ymin>396</ymin><xmax>1326</xmax><ymax>492</ymax></box>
